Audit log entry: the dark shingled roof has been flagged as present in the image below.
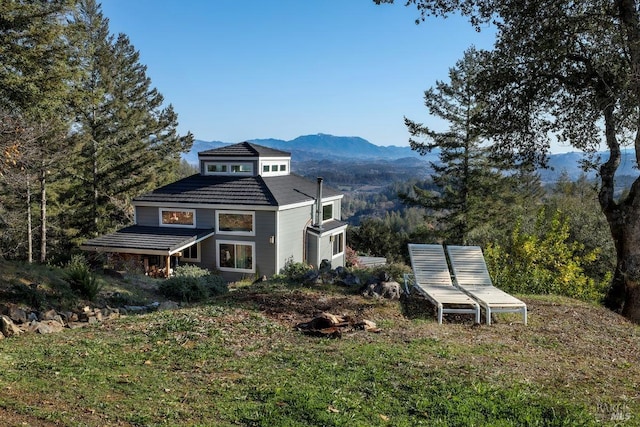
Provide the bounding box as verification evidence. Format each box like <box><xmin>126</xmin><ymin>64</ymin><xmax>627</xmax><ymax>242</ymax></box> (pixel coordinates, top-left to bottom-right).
<box><xmin>133</xmin><ymin>174</ymin><xmax>341</xmax><ymax>207</ymax></box>
<box><xmin>198</xmin><ymin>141</ymin><xmax>290</xmax><ymax>158</ymax></box>
<box><xmin>80</xmin><ymin>226</ymin><xmax>215</xmax><ymax>255</ymax></box>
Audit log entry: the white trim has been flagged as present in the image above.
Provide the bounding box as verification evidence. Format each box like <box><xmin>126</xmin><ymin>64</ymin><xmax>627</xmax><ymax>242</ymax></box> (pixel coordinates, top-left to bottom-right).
<box><xmin>133</xmin><ymin>198</ymin><xmax>341</xmax><ymax>212</ymax></box>
<box><xmin>215</xmin><ymin>210</ymin><xmax>255</xmax><ymax>236</ymax></box>
<box><xmin>216</xmin><ymin>240</ymin><xmax>256</xmax><ymax>274</ymax></box>
<box><xmin>322</xmin><ymin>201</ymin><xmax>334</xmax><ymax>223</ymax></box>
<box><xmin>331</xmin><ymin>231</ymin><xmax>345</xmax><ymax>258</ymax></box>
<box><xmin>159</xmin><ymin>208</ymin><xmax>196</xmax><ymax>228</ymax></box>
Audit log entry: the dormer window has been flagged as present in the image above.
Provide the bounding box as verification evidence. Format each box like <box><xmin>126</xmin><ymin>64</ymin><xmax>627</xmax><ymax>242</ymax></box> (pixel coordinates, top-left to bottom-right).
<box><xmin>260</xmin><ymin>160</ymin><xmax>289</xmax><ymax>177</ymax></box>
<box><xmin>204</xmin><ymin>162</ymin><xmax>253</xmax><ymax>176</ymax></box>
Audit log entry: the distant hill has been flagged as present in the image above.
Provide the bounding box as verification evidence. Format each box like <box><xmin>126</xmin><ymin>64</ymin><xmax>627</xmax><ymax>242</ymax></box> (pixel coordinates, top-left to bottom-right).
<box><xmin>182</xmin><ymin>134</ymin><xmax>431</xmax><ymax>164</ymax></box>
<box><xmin>182</xmin><ymin>134</ymin><xmax>639</xmax><ymax>184</ymax></box>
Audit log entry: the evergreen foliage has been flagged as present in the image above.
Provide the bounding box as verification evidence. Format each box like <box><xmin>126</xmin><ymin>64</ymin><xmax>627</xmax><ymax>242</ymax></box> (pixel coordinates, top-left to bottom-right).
<box><xmin>0</xmin><ymin>0</ymin><xmax>193</xmax><ymax>262</ymax></box>
<box><xmin>403</xmin><ymin>48</ymin><xmax>533</xmax><ymax>245</ymax></box>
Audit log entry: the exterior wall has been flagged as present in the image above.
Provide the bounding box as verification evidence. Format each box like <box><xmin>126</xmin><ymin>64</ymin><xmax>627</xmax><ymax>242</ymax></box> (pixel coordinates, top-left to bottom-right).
<box><xmin>135</xmin><ymin>206</ymin><xmax>215</xmax><ymax>229</ymax></box>
<box><xmin>136</xmin><ymin>206</ymin><xmax>159</xmax><ymax>226</ymax></box>
<box><xmin>204</xmin><ymin>209</ymin><xmax>277</xmax><ymax>281</ymax></box>
<box><xmin>278</xmin><ymin>204</ymin><xmax>314</xmax><ymax>271</ymax></box>
<box><xmin>306</xmin><ymin>233</ymin><xmax>320</xmax><ymax>270</ymax></box>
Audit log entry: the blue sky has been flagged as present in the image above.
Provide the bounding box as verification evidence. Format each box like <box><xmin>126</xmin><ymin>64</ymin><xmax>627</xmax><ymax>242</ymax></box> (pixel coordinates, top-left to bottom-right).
<box><xmin>100</xmin><ymin>0</ymin><xmax>496</xmax><ymax>148</ymax></box>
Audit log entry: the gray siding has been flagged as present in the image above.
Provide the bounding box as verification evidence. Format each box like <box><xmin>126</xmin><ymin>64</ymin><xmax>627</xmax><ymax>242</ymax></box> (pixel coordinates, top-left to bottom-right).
<box><xmin>195</xmin><ymin>208</ymin><xmax>215</xmax><ymax>228</ymax></box>
<box><xmin>278</xmin><ymin>205</ymin><xmax>314</xmax><ymax>271</ymax></box>
<box><xmin>254</xmin><ymin>210</ymin><xmax>277</xmax><ymax>277</ymax></box>
<box><xmin>136</xmin><ymin>206</ymin><xmax>159</xmax><ymax>226</ymax></box>
<box><xmin>306</xmin><ymin>233</ymin><xmax>320</xmax><ymax>270</ymax></box>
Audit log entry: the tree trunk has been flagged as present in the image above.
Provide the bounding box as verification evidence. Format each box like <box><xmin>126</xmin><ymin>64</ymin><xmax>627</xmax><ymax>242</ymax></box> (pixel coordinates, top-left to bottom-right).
<box><xmin>27</xmin><ymin>177</ymin><xmax>32</xmax><ymax>264</ymax></box>
<box><xmin>39</xmin><ymin>165</ymin><xmax>46</xmax><ymax>263</ymax></box>
<box><xmin>602</xmin><ymin>182</ymin><xmax>640</xmax><ymax>323</ymax></box>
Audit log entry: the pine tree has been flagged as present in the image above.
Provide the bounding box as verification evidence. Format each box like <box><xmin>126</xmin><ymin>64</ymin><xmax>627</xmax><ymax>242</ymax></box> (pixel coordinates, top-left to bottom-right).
<box><xmin>67</xmin><ymin>0</ymin><xmax>193</xmax><ymax>238</ymax></box>
<box><xmin>403</xmin><ymin>48</ymin><xmax>517</xmax><ymax>245</ymax></box>
<box><xmin>0</xmin><ymin>0</ymin><xmax>77</xmax><ymax>262</ymax></box>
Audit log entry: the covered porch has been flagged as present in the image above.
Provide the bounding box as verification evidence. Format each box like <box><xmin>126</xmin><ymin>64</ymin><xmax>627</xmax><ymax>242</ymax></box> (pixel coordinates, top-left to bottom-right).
<box><xmin>80</xmin><ymin>225</ymin><xmax>215</xmax><ymax>278</ymax></box>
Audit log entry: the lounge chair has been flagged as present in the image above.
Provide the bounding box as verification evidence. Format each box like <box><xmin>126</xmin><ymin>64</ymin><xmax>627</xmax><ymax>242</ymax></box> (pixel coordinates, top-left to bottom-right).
<box><xmin>446</xmin><ymin>245</ymin><xmax>527</xmax><ymax>325</ymax></box>
<box><xmin>405</xmin><ymin>243</ymin><xmax>481</xmax><ymax>324</ymax></box>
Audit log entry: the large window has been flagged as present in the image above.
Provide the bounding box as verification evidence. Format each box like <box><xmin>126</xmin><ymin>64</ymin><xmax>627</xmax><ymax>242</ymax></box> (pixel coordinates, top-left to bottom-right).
<box><xmin>216</xmin><ymin>211</ymin><xmax>254</xmax><ymax>235</ymax></box>
<box><xmin>160</xmin><ymin>208</ymin><xmax>195</xmax><ymax>228</ymax></box>
<box><xmin>218</xmin><ymin>241</ymin><xmax>254</xmax><ymax>273</ymax></box>
<box><xmin>332</xmin><ymin>232</ymin><xmax>344</xmax><ymax>257</ymax></box>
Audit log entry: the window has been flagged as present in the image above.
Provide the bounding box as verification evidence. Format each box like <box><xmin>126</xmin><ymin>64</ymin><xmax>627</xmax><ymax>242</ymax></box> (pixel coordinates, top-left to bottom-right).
<box><xmin>231</xmin><ymin>163</ymin><xmax>252</xmax><ymax>174</ymax></box>
<box><xmin>260</xmin><ymin>162</ymin><xmax>289</xmax><ymax>176</ymax></box>
<box><xmin>216</xmin><ymin>211</ymin><xmax>254</xmax><ymax>235</ymax></box>
<box><xmin>332</xmin><ymin>232</ymin><xmax>344</xmax><ymax>257</ymax></box>
<box><xmin>322</xmin><ymin>203</ymin><xmax>333</xmax><ymax>222</ymax></box>
<box><xmin>180</xmin><ymin>243</ymin><xmax>200</xmax><ymax>262</ymax></box>
<box><xmin>160</xmin><ymin>209</ymin><xmax>195</xmax><ymax>228</ymax></box>
<box><xmin>206</xmin><ymin>164</ymin><xmax>227</xmax><ymax>173</ymax></box>
<box><xmin>218</xmin><ymin>241</ymin><xmax>254</xmax><ymax>272</ymax></box>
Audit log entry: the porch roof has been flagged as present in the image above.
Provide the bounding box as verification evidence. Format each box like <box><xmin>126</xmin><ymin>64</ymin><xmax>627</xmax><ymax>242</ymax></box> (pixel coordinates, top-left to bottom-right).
<box><xmin>80</xmin><ymin>225</ymin><xmax>215</xmax><ymax>256</ymax></box>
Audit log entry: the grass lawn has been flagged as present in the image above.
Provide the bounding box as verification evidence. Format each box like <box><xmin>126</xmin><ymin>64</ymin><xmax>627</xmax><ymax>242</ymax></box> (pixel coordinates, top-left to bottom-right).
<box><xmin>0</xmin><ymin>264</ymin><xmax>639</xmax><ymax>426</ymax></box>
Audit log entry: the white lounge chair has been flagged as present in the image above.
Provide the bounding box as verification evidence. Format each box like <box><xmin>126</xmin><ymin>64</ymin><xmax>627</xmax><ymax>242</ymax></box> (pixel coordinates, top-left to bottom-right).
<box><xmin>446</xmin><ymin>245</ymin><xmax>527</xmax><ymax>325</ymax></box>
<box><xmin>405</xmin><ymin>243</ymin><xmax>481</xmax><ymax>324</ymax></box>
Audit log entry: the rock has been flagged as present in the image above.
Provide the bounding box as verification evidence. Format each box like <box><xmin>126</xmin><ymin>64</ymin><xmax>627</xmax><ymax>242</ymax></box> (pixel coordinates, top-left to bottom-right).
<box><xmin>28</xmin><ymin>312</ymin><xmax>39</xmax><ymax>322</ymax></box>
<box><xmin>35</xmin><ymin>320</ymin><xmax>65</xmax><ymax>334</ymax></box>
<box><xmin>1</xmin><ymin>315</ymin><xmax>23</xmax><ymax>337</ymax></box>
<box><xmin>378</xmin><ymin>271</ymin><xmax>391</xmax><ymax>283</ymax></box>
<box><xmin>336</xmin><ymin>273</ymin><xmax>361</xmax><ymax>287</ymax></box>
<box><xmin>157</xmin><ymin>301</ymin><xmax>179</xmax><ymax>311</ymax></box>
<box><xmin>7</xmin><ymin>305</ymin><xmax>27</xmax><ymax>324</ymax></box>
<box><xmin>335</xmin><ymin>266</ymin><xmax>347</xmax><ymax>277</ymax></box>
<box><xmin>40</xmin><ymin>309</ymin><xmax>58</xmax><ymax>321</ymax></box>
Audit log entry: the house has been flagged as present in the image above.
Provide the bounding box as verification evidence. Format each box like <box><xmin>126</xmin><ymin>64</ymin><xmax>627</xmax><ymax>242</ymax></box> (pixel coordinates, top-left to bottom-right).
<box><xmin>80</xmin><ymin>142</ymin><xmax>347</xmax><ymax>280</ymax></box>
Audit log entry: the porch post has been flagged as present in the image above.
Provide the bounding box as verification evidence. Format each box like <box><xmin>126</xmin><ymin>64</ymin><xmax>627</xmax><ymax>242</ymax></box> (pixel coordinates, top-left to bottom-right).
<box><xmin>166</xmin><ymin>255</ymin><xmax>171</xmax><ymax>278</ymax></box>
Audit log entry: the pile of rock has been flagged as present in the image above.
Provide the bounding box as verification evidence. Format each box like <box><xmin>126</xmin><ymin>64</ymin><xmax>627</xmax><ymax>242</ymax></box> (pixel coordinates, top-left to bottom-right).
<box><xmin>0</xmin><ymin>301</ymin><xmax>179</xmax><ymax>339</ymax></box>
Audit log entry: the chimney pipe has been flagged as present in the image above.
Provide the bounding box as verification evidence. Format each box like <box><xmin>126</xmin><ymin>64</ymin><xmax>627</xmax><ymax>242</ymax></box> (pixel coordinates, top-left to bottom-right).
<box><xmin>315</xmin><ymin>177</ymin><xmax>323</xmax><ymax>228</ymax></box>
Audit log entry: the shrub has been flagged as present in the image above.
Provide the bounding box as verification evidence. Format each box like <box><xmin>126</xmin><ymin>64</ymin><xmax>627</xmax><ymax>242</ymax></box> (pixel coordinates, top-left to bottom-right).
<box><xmin>484</xmin><ymin>209</ymin><xmax>609</xmax><ymax>301</ymax></box>
<box><xmin>64</xmin><ymin>254</ymin><xmax>103</xmax><ymax>301</ymax></box>
<box><xmin>278</xmin><ymin>258</ymin><xmax>313</xmax><ymax>282</ymax></box>
<box><xmin>158</xmin><ymin>265</ymin><xmax>228</xmax><ymax>302</ymax></box>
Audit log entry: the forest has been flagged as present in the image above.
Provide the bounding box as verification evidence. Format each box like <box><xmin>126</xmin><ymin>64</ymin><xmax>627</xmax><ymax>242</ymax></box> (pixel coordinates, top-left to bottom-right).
<box><xmin>0</xmin><ymin>0</ymin><xmax>194</xmax><ymax>265</ymax></box>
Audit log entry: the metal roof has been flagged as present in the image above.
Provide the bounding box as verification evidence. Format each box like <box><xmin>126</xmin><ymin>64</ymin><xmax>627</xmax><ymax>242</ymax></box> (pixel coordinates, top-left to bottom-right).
<box><xmin>80</xmin><ymin>226</ymin><xmax>215</xmax><ymax>255</ymax></box>
<box><xmin>198</xmin><ymin>141</ymin><xmax>291</xmax><ymax>158</ymax></box>
<box><xmin>133</xmin><ymin>173</ymin><xmax>341</xmax><ymax>208</ymax></box>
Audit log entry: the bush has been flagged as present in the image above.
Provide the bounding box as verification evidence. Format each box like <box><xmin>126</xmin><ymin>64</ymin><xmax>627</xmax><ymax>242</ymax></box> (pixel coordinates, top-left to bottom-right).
<box><xmin>277</xmin><ymin>258</ymin><xmax>313</xmax><ymax>282</ymax></box>
<box><xmin>158</xmin><ymin>265</ymin><xmax>228</xmax><ymax>302</ymax></box>
<box><xmin>484</xmin><ymin>209</ymin><xmax>609</xmax><ymax>301</ymax></box>
<box><xmin>64</xmin><ymin>254</ymin><xmax>103</xmax><ymax>301</ymax></box>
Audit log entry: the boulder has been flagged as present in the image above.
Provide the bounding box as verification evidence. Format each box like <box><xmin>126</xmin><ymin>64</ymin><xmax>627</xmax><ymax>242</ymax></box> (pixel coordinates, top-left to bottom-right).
<box><xmin>7</xmin><ymin>305</ymin><xmax>27</xmax><ymax>324</ymax></box>
<box><xmin>1</xmin><ymin>315</ymin><xmax>23</xmax><ymax>337</ymax></box>
<box><xmin>35</xmin><ymin>320</ymin><xmax>65</xmax><ymax>334</ymax></box>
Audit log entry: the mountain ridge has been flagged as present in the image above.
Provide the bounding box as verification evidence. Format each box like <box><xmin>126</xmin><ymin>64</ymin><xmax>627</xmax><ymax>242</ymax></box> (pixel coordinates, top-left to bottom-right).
<box><xmin>182</xmin><ymin>134</ymin><xmax>639</xmax><ymax>182</ymax></box>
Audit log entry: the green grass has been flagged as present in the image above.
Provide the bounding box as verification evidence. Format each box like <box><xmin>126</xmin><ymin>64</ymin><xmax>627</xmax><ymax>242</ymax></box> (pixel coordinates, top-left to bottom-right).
<box><xmin>1</xmin><ymin>262</ymin><xmax>639</xmax><ymax>426</ymax></box>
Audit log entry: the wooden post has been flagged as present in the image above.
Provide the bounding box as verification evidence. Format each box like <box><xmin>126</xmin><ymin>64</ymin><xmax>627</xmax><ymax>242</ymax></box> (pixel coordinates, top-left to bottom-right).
<box><xmin>166</xmin><ymin>255</ymin><xmax>171</xmax><ymax>278</ymax></box>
